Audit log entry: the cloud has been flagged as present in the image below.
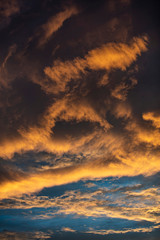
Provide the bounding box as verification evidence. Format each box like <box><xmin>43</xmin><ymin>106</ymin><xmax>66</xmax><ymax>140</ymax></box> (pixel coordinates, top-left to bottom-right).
<box><xmin>38</xmin><ymin>6</ymin><xmax>79</xmax><ymax>46</ymax></box>
<box><xmin>0</xmin><ymin>0</ymin><xmax>159</xmax><ymax>238</ymax></box>
<box><xmin>85</xmin><ymin>182</ymin><xmax>96</xmax><ymax>188</ymax></box>
<box><xmin>125</xmin><ymin>119</ymin><xmax>160</xmax><ymax>147</ymax></box>
<box><xmin>0</xmin><ymin>20</ymin><xmax>156</xmax><ymax>203</ymax></box>
<box><xmin>86</xmin><ymin>36</ymin><xmax>148</xmax><ymax>71</ymax></box>
<box><xmin>112</xmin><ymin>102</ymin><xmax>132</xmax><ymax>119</ymax></box>
<box><xmin>0</xmin><ymin>44</ymin><xmax>17</xmax><ymax>87</ymax></box>
<box><xmin>0</xmin><ymin>231</ymin><xmax>53</xmax><ymax>240</ymax></box>
<box><xmin>0</xmin><ymin>163</ymin><xmax>25</xmax><ymax>185</ymax></box>
<box><xmin>143</xmin><ymin>112</ymin><xmax>160</xmax><ymax>128</ymax></box>
<box><xmin>1</xmin><ymin>44</ymin><xmax>17</xmax><ymax>69</ymax></box>
<box><xmin>44</xmin><ymin>36</ymin><xmax>148</xmax><ymax>94</ymax></box>
<box><xmin>0</xmin><ymin>35</ymin><xmax>148</xmax><ymax>161</ymax></box>
<box><xmin>0</xmin><ymin>99</ymin><xmax>111</xmax><ymax>159</ymax></box>
<box><xmin>85</xmin><ymin>225</ymin><xmax>160</xmax><ymax>235</ymax></box>
<box><xmin>61</xmin><ymin>227</ymin><xmax>76</xmax><ymax>232</ymax></box>
<box><xmin>1</xmin><ymin>146</ymin><xmax>160</xmax><ymax>200</ymax></box>
<box><xmin>0</xmin><ymin>0</ymin><xmax>19</xmax><ymax>18</ymax></box>
<box><xmin>0</xmin><ymin>0</ymin><xmax>20</xmax><ymax>29</ymax></box>
<box><xmin>1</xmin><ymin>183</ymin><xmax>160</xmax><ymax>225</ymax></box>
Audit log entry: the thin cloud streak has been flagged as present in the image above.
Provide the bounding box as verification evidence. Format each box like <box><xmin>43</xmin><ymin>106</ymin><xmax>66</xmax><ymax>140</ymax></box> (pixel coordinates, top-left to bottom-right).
<box><xmin>1</xmin><ymin>184</ymin><xmax>160</xmax><ymax>224</ymax></box>
<box><xmin>85</xmin><ymin>225</ymin><xmax>160</xmax><ymax>235</ymax></box>
<box><xmin>38</xmin><ymin>6</ymin><xmax>79</xmax><ymax>46</ymax></box>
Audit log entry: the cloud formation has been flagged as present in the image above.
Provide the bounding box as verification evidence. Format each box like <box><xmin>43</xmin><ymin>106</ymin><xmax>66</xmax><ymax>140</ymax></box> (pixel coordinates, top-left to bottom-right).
<box><xmin>44</xmin><ymin>36</ymin><xmax>148</xmax><ymax>94</ymax></box>
<box><xmin>0</xmin><ymin>0</ymin><xmax>160</xmax><ymax>238</ymax></box>
<box><xmin>38</xmin><ymin>6</ymin><xmax>79</xmax><ymax>46</ymax></box>
<box><xmin>1</xmin><ymin>183</ymin><xmax>160</xmax><ymax>224</ymax></box>
<box><xmin>0</xmin><ymin>36</ymin><xmax>148</xmax><ymax>160</ymax></box>
<box><xmin>1</xmin><ymin>144</ymin><xmax>160</xmax><ymax>199</ymax></box>
<box><xmin>143</xmin><ymin>112</ymin><xmax>160</xmax><ymax>128</ymax></box>
<box><xmin>85</xmin><ymin>225</ymin><xmax>160</xmax><ymax>235</ymax></box>
<box><xmin>0</xmin><ymin>0</ymin><xmax>20</xmax><ymax>29</ymax></box>
<box><xmin>0</xmin><ymin>0</ymin><xmax>19</xmax><ymax>19</ymax></box>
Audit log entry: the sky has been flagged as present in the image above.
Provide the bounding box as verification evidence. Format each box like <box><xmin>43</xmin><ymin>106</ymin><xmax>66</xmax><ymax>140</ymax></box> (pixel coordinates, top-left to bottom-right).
<box><xmin>0</xmin><ymin>0</ymin><xmax>160</xmax><ymax>239</ymax></box>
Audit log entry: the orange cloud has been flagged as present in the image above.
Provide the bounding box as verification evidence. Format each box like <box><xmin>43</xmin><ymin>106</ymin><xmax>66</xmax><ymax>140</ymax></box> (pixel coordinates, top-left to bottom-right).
<box><xmin>61</xmin><ymin>227</ymin><xmax>76</xmax><ymax>232</ymax></box>
<box><xmin>2</xmin><ymin>184</ymin><xmax>160</xmax><ymax>225</ymax></box>
<box><xmin>44</xmin><ymin>36</ymin><xmax>148</xmax><ymax>94</ymax></box>
<box><xmin>0</xmin><ymin>94</ymin><xmax>112</xmax><ymax>159</ymax></box>
<box><xmin>126</xmin><ymin>120</ymin><xmax>160</xmax><ymax>147</ymax></box>
<box><xmin>38</xmin><ymin>6</ymin><xmax>79</xmax><ymax>46</ymax></box>
<box><xmin>86</xmin><ymin>36</ymin><xmax>148</xmax><ymax>71</ymax></box>
<box><xmin>85</xmin><ymin>225</ymin><xmax>160</xmax><ymax>235</ymax></box>
<box><xmin>0</xmin><ymin>35</ymin><xmax>155</xmax><ymax>199</ymax></box>
<box><xmin>143</xmin><ymin>112</ymin><xmax>160</xmax><ymax>128</ymax></box>
<box><xmin>1</xmin><ymin>147</ymin><xmax>160</xmax><ymax>200</ymax></box>
<box><xmin>48</xmin><ymin>99</ymin><xmax>111</xmax><ymax>129</ymax></box>
<box><xmin>112</xmin><ymin>102</ymin><xmax>132</xmax><ymax>119</ymax></box>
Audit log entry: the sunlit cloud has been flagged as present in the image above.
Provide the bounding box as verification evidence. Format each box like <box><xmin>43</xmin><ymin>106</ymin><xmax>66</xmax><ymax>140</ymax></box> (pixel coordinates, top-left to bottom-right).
<box><xmin>0</xmin><ymin>0</ymin><xmax>159</xmax><ymax>238</ymax></box>
<box><xmin>143</xmin><ymin>112</ymin><xmax>160</xmax><ymax>129</ymax></box>
<box><xmin>38</xmin><ymin>6</ymin><xmax>79</xmax><ymax>46</ymax></box>
<box><xmin>0</xmin><ymin>36</ymin><xmax>148</xmax><ymax>161</ymax></box>
<box><xmin>44</xmin><ymin>36</ymin><xmax>148</xmax><ymax>94</ymax></box>
<box><xmin>85</xmin><ymin>225</ymin><xmax>160</xmax><ymax>235</ymax></box>
<box><xmin>61</xmin><ymin>227</ymin><xmax>76</xmax><ymax>233</ymax></box>
<box><xmin>1</xmin><ymin>146</ymin><xmax>160</xmax><ymax>199</ymax></box>
<box><xmin>126</xmin><ymin>119</ymin><xmax>160</xmax><ymax>147</ymax></box>
<box><xmin>1</xmin><ymin>184</ymin><xmax>160</xmax><ymax>225</ymax></box>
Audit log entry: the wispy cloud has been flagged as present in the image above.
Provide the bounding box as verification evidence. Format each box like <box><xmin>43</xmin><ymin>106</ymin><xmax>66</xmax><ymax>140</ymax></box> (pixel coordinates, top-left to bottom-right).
<box><xmin>0</xmin><ymin>0</ymin><xmax>20</xmax><ymax>29</ymax></box>
<box><xmin>143</xmin><ymin>112</ymin><xmax>160</xmax><ymax>128</ymax></box>
<box><xmin>85</xmin><ymin>225</ymin><xmax>160</xmax><ymax>235</ymax></box>
<box><xmin>44</xmin><ymin>36</ymin><xmax>148</xmax><ymax>94</ymax></box>
<box><xmin>61</xmin><ymin>227</ymin><xmax>76</xmax><ymax>232</ymax></box>
<box><xmin>0</xmin><ymin>0</ymin><xmax>159</xmax><ymax>238</ymax></box>
<box><xmin>38</xmin><ymin>6</ymin><xmax>79</xmax><ymax>46</ymax></box>
<box><xmin>1</xmin><ymin>184</ymin><xmax>160</xmax><ymax>224</ymax></box>
<box><xmin>0</xmin><ymin>36</ymin><xmax>148</xmax><ymax>159</ymax></box>
<box><xmin>0</xmin><ymin>0</ymin><xmax>19</xmax><ymax>19</ymax></box>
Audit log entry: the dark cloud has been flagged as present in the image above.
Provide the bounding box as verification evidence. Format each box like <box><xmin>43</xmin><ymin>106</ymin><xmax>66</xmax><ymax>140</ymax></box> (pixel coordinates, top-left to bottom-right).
<box><xmin>0</xmin><ymin>77</ymin><xmax>50</xmax><ymax>143</ymax></box>
<box><xmin>0</xmin><ymin>162</ymin><xmax>24</xmax><ymax>184</ymax></box>
<box><xmin>0</xmin><ymin>0</ymin><xmax>20</xmax><ymax>29</ymax></box>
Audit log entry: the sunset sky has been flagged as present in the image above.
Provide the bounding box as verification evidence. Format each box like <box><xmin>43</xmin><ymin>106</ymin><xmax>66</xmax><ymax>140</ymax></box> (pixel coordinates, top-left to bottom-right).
<box><xmin>0</xmin><ymin>0</ymin><xmax>160</xmax><ymax>239</ymax></box>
